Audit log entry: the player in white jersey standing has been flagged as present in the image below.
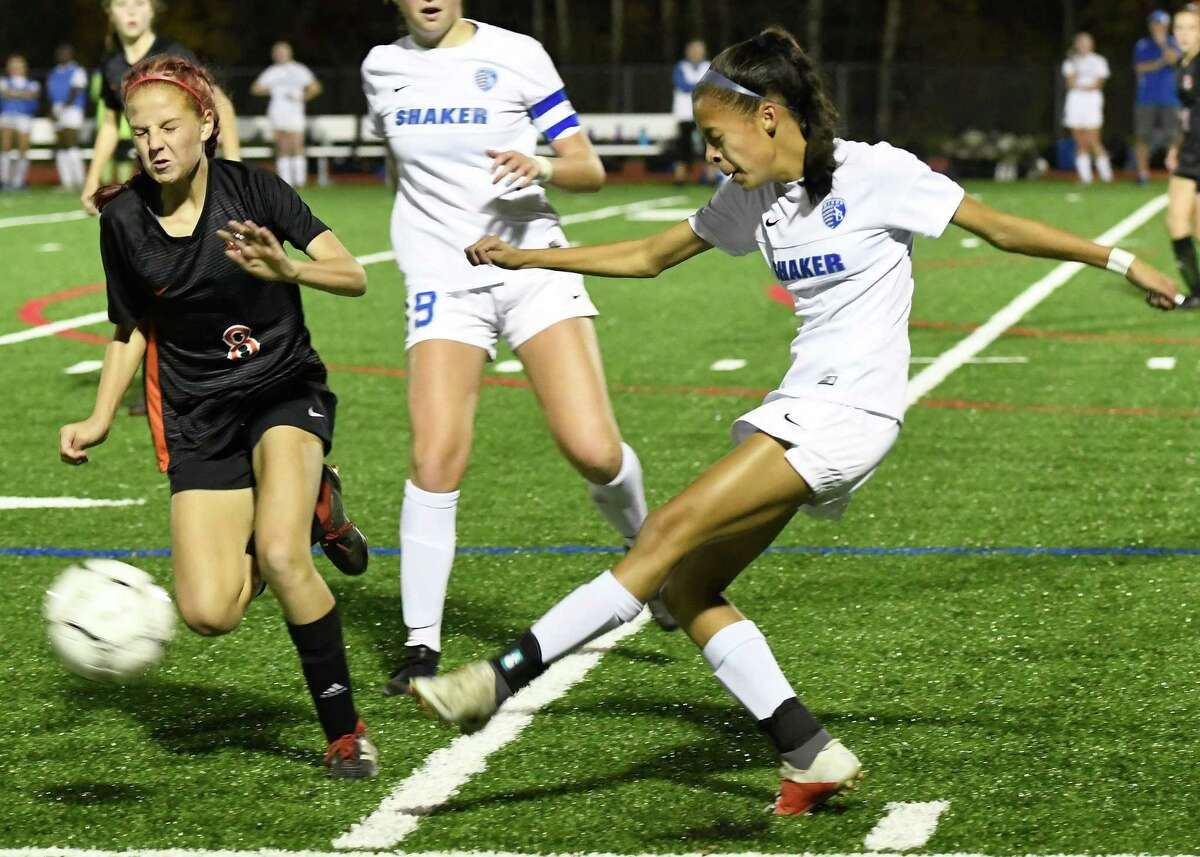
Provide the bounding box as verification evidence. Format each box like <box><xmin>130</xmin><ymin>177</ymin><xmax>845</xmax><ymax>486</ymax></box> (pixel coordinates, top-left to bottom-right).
<box><xmin>410</xmin><ymin>26</ymin><xmax>1186</xmax><ymax>815</ymax></box>
<box><xmin>1062</xmin><ymin>31</ymin><xmax>1113</xmax><ymax>184</ymax></box>
<box><xmin>48</xmin><ymin>44</ymin><xmax>89</xmax><ymax>190</ymax></box>
<box><xmin>362</xmin><ymin>0</ymin><xmax>654</xmax><ymax>697</ymax></box>
<box><xmin>0</xmin><ymin>54</ymin><xmax>40</xmax><ymax>191</ymax></box>
<box><xmin>252</xmin><ymin>41</ymin><xmax>321</xmax><ymax>187</ymax></box>
<box><xmin>672</xmin><ymin>38</ymin><xmax>714</xmax><ymax>184</ymax></box>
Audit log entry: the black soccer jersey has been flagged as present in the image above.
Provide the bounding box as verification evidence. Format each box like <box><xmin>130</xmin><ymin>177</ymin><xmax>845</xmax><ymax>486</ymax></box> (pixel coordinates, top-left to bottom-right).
<box><xmin>100</xmin><ymin>159</ymin><xmax>330</xmax><ymax>467</ymax></box>
<box><xmin>1178</xmin><ymin>53</ymin><xmax>1200</xmax><ymax>142</ymax></box>
<box><xmin>99</xmin><ymin>37</ymin><xmax>196</xmax><ymax>111</ymax></box>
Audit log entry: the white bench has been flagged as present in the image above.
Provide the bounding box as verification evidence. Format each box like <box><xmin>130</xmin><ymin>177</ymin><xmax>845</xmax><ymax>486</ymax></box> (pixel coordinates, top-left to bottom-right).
<box><xmin>23</xmin><ymin>113</ymin><xmax>677</xmax><ymax>185</ymax></box>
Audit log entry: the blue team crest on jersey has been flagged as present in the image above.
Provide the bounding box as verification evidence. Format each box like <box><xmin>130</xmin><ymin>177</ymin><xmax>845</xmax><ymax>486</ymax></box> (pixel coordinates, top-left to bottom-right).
<box><xmin>821</xmin><ymin>197</ymin><xmax>847</xmax><ymax>229</ymax></box>
<box><xmin>474</xmin><ymin>67</ymin><xmax>498</xmax><ymax>91</ymax></box>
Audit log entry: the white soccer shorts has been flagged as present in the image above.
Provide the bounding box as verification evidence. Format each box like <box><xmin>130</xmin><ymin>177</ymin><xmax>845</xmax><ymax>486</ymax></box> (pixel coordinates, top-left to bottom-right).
<box><xmin>404</xmin><ymin>268</ymin><xmax>599</xmax><ymax>359</ymax></box>
<box><xmin>1063</xmin><ymin>90</ymin><xmax>1104</xmax><ymax>131</ymax></box>
<box><xmin>732</xmin><ymin>396</ymin><xmax>900</xmax><ymax>520</ymax></box>
<box><xmin>53</xmin><ymin>105</ymin><xmax>84</xmax><ymax>131</ymax></box>
<box><xmin>0</xmin><ymin>113</ymin><xmax>33</xmax><ymax>134</ymax></box>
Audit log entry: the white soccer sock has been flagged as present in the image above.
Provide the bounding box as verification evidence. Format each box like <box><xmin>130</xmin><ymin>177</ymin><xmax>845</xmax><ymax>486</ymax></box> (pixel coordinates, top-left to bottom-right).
<box><xmin>291</xmin><ymin>155</ymin><xmax>307</xmax><ymax>187</ymax></box>
<box><xmin>69</xmin><ymin>149</ymin><xmax>86</xmax><ymax>188</ymax></box>
<box><xmin>1095</xmin><ymin>153</ymin><xmax>1113</xmax><ymax>183</ymax></box>
<box><xmin>55</xmin><ymin>151</ymin><xmax>68</xmax><ymax>186</ymax></box>
<box><xmin>276</xmin><ymin>156</ymin><xmax>293</xmax><ymax>185</ymax></box>
<box><xmin>14</xmin><ymin>155</ymin><xmax>28</xmax><ymax>189</ymax></box>
<box><xmin>587</xmin><ymin>442</ymin><xmax>648</xmax><ymax>543</ymax></box>
<box><xmin>702</xmin><ymin>619</ymin><xmax>795</xmax><ymax>720</ymax></box>
<box><xmin>0</xmin><ymin>152</ymin><xmax>11</xmax><ymax>187</ymax></box>
<box><xmin>531</xmin><ymin>569</ymin><xmax>644</xmax><ymax>663</ymax></box>
<box><xmin>1076</xmin><ymin>152</ymin><xmax>1093</xmax><ymax>184</ymax></box>
<box><xmin>400</xmin><ymin>479</ymin><xmax>459</xmax><ymax>651</ymax></box>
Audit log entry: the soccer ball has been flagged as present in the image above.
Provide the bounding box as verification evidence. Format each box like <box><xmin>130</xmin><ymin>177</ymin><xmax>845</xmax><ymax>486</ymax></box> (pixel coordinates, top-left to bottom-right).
<box><xmin>44</xmin><ymin>559</ymin><xmax>176</xmax><ymax>682</ymax></box>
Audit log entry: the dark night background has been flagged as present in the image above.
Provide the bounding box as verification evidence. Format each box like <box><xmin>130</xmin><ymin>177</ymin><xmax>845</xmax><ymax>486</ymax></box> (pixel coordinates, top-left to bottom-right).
<box><xmin>0</xmin><ymin>1</ymin><xmax>1181</xmax><ymax>148</ymax></box>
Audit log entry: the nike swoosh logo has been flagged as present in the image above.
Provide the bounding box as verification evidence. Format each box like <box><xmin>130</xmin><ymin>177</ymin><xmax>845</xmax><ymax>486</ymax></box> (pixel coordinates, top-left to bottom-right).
<box><xmin>393</xmin><ymin>85</ymin><xmax>410</xmax><ymax>92</ymax></box>
<box><xmin>765</xmin><ymin>218</ymin><xmax>780</xmax><ymax>227</ymax></box>
<box><xmin>153</xmin><ymin>286</ymin><xmax>167</xmax><ymax>296</ymax></box>
<box><xmin>783</xmin><ymin>413</ymin><xmax>803</xmax><ymax>428</ymax></box>
<box><xmin>308</xmin><ymin>407</ymin><xmax>325</xmax><ymax>418</ymax></box>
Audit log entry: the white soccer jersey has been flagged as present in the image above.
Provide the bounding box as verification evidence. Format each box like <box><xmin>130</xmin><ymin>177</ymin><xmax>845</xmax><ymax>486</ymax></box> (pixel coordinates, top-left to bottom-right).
<box><xmin>254</xmin><ymin>61</ymin><xmax>316</xmax><ymax>123</ymax></box>
<box><xmin>362</xmin><ymin>21</ymin><xmax>582</xmax><ymax>292</ymax></box>
<box><xmin>672</xmin><ymin>60</ymin><xmax>710</xmax><ymax>120</ymax></box>
<box><xmin>1062</xmin><ymin>52</ymin><xmax>1109</xmax><ymax>91</ymax></box>
<box><xmin>689</xmin><ymin>140</ymin><xmax>965</xmax><ymax>422</ymax></box>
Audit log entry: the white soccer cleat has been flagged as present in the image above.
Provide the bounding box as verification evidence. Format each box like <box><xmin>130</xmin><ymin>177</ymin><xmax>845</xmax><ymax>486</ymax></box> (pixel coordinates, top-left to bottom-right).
<box><xmin>410</xmin><ymin>660</ymin><xmax>500</xmax><ymax>733</ymax></box>
<box><xmin>773</xmin><ymin>738</ymin><xmax>863</xmax><ymax>815</ymax></box>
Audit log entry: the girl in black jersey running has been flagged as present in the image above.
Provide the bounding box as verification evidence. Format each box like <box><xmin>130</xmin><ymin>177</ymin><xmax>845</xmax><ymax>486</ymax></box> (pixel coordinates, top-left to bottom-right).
<box><xmin>1166</xmin><ymin>5</ymin><xmax>1200</xmax><ymax>304</ymax></box>
<box><xmin>58</xmin><ymin>55</ymin><xmax>378</xmax><ymax>778</ymax></box>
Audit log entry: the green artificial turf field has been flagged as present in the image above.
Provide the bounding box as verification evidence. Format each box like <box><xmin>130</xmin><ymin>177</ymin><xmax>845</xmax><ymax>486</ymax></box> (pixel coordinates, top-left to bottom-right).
<box><xmin>1</xmin><ymin>177</ymin><xmax>1198</xmax><ymax>854</ymax></box>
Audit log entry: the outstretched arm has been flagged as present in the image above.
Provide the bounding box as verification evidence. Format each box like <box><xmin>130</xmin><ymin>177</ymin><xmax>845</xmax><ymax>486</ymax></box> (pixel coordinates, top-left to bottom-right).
<box><xmin>951</xmin><ymin>195</ymin><xmax>1184</xmax><ymax>309</ymax></box>
<box><xmin>465</xmin><ymin>220</ymin><xmax>712</xmax><ymax>278</ymax></box>
<box><xmin>59</xmin><ymin>324</ymin><xmax>146</xmax><ymax>464</ymax></box>
<box><xmin>218</xmin><ymin>220</ymin><xmax>367</xmax><ymax>296</ymax></box>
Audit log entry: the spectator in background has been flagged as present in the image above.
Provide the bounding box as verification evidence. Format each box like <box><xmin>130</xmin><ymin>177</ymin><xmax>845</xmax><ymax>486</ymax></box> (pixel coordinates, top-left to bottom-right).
<box><xmin>672</xmin><ymin>39</ymin><xmax>715</xmax><ymax>184</ymax></box>
<box><xmin>48</xmin><ymin>44</ymin><xmax>89</xmax><ymax>190</ymax></box>
<box><xmin>1134</xmin><ymin>10</ymin><xmax>1180</xmax><ymax>184</ymax></box>
<box><xmin>0</xmin><ymin>54</ymin><xmax>40</xmax><ymax>191</ymax></box>
<box><xmin>1063</xmin><ymin>31</ymin><xmax>1112</xmax><ymax>184</ymax></box>
<box><xmin>252</xmin><ymin>41</ymin><xmax>321</xmax><ymax>187</ymax></box>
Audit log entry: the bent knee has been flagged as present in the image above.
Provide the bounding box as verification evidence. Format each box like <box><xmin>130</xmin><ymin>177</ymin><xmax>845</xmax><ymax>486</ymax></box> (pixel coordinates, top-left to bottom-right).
<box><xmin>257</xmin><ymin>535</ymin><xmax>315</xmax><ymax>580</ymax></box>
<box><xmin>661</xmin><ymin>571</ymin><xmax>725</xmax><ymax>624</ymax></box>
<box><xmin>179</xmin><ymin>602</ymin><xmax>243</xmax><ymax>637</ymax></box>
<box><xmin>568</xmin><ymin>438</ymin><xmax>623</xmax><ymax>484</ymax></box>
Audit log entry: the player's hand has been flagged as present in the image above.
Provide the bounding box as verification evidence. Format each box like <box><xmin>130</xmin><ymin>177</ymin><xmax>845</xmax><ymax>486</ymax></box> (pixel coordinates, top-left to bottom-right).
<box><xmin>465</xmin><ymin>235</ymin><xmax>525</xmax><ymax>269</ymax></box>
<box><xmin>80</xmin><ymin>180</ymin><xmax>99</xmax><ymax>216</ymax></box>
<box><xmin>59</xmin><ymin>417</ymin><xmax>110</xmax><ymax>465</ymax></box>
<box><xmin>1127</xmin><ymin>258</ymin><xmax>1184</xmax><ymax>311</ymax></box>
<box><xmin>487</xmin><ymin>149</ymin><xmax>541</xmax><ymax>189</ymax></box>
<box><xmin>1166</xmin><ymin>146</ymin><xmax>1179</xmax><ymax>173</ymax></box>
<box><xmin>218</xmin><ymin>219</ymin><xmax>298</xmax><ymax>283</ymax></box>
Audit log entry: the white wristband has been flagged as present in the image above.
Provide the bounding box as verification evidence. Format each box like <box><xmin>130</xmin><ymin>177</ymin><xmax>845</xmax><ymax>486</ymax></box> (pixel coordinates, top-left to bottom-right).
<box><xmin>1106</xmin><ymin>247</ymin><xmax>1136</xmax><ymax>276</ymax></box>
<box><xmin>532</xmin><ymin>154</ymin><xmax>554</xmax><ymax>183</ymax></box>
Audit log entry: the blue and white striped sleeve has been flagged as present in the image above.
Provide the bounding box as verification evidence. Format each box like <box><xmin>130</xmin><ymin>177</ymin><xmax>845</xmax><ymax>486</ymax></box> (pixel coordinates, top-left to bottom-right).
<box><xmin>520</xmin><ymin>41</ymin><xmax>581</xmax><ymax>143</ymax></box>
<box><xmin>529</xmin><ymin>88</ymin><xmax>580</xmax><ymax>142</ymax></box>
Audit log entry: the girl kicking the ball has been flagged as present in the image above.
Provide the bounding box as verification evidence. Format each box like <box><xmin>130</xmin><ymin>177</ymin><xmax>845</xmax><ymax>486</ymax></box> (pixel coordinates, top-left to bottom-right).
<box><xmin>408</xmin><ymin>26</ymin><xmax>1185</xmax><ymax>814</ymax></box>
<box><xmin>58</xmin><ymin>54</ymin><xmax>377</xmax><ymax>778</ymax></box>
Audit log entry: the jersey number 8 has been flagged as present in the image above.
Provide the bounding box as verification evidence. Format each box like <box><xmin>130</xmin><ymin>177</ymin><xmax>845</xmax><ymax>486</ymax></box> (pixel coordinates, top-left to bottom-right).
<box><xmin>223</xmin><ymin>324</ymin><xmax>262</xmax><ymax>361</ymax></box>
<box><xmin>413</xmin><ymin>291</ymin><xmax>437</xmax><ymax>329</ymax></box>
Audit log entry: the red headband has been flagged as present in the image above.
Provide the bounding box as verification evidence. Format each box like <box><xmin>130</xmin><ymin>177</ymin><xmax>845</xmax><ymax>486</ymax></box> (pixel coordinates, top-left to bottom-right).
<box><xmin>125</xmin><ymin>74</ymin><xmax>209</xmax><ymax>108</ymax></box>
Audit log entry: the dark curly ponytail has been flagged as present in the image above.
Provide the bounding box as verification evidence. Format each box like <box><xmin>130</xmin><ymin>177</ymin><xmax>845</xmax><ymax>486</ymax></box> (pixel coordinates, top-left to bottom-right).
<box><xmin>696</xmin><ymin>26</ymin><xmax>840</xmax><ymax>205</ymax></box>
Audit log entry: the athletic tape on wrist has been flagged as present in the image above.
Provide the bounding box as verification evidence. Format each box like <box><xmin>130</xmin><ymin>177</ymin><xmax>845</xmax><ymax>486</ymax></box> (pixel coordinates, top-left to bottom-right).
<box><xmin>533</xmin><ymin>155</ymin><xmax>554</xmax><ymax>183</ymax></box>
<box><xmin>1106</xmin><ymin>247</ymin><xmax>1136</xmax><ymax>276</ymax></box>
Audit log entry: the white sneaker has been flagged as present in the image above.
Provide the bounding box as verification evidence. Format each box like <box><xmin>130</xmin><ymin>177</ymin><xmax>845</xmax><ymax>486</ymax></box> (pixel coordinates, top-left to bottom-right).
<box><xmin>774</xmin><ymin>738</ymin><xmax>862</xmax><ymax>815</ymax></box>
<box><xmin>410</xmin><ymin>660</ymin><xmax>500</xmax><ymax>733</ymax></box>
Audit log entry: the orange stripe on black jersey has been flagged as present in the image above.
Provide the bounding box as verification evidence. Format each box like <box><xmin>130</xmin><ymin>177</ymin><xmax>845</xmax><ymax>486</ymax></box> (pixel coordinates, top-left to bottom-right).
<box><xmin>144</xmin><ymin>328</ymin><xmax>170</xmax><ymax>473</ymax></box>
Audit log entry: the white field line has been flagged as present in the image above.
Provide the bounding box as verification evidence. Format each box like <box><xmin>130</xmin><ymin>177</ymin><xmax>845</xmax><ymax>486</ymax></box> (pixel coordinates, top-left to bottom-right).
<box><xmin>863</xmin><ymin>800</ymin><xmax>951</xmax><ymax>851</ymax></box>
<box><xmin>0</xmin><ymin>210</ymin><xmax>89</xmax><ymax>229</ymax></box>
<box><xmin>906</xmin><ymin>193</ymin><xmax>1168</xmax><ymax>406</ymax></box>
<box><xmin>333</xmin><ymin>614</ymin><xmax>651</xmax><ymax>850</ymax></box>
<box><xmin>0</xmin><ymin>311</ymin><xmax>109</xmax><ymax>346</ymax></box>
<box><xmin>909</xmin><ymin>356</ymin><xmax>1027</xmax><ymax>365</ymax></box>
<box><xmin>2</xmin><ymin>850</ymin><xmax>1193</xmax><ymax>857</ymax></box>
<box><xmin>0</xmin><ymin>497</ymin><xmax>146</xmax><ymax>510</ymax></box>
<box><xmin>0</xmin><ymin>195</ymin><xmax>690</xmax><ymax>346</ymax></box>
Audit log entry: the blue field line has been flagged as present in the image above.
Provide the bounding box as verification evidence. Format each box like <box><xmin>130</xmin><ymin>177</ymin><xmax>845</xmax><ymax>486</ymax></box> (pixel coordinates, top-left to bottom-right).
<box><xmin>3</xmin><ymin>544</ymin><xmax>1200</xmax><ymax>559</ymax></box>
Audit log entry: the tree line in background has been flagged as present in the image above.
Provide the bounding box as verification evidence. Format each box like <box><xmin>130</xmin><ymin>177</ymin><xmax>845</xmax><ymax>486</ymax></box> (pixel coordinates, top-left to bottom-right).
<box><xmin>0</xmin><ymin>0</ymin><xmax>1171</xmax><ymax>69</ymax></box>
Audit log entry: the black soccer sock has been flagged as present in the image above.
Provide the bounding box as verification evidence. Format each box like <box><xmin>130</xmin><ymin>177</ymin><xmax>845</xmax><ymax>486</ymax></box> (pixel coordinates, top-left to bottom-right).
<box><xmin>758</xmin><ymin>697</ymin><xmax>831</xmax><ymax>770</ymax></box>
<box><xmin>1172</xmin><ymin>237</ymin><xmax>1200</xmax><ymax>295</ymax></box>
<box><xmin>286</xmin><ymin>606</ymin><xmax>360</xmax><ymax>743</ymax></box>
<box><xmin>490</xmin><ymin>630</ymin><xmax>546</xmax><ymax>702</ymax></box>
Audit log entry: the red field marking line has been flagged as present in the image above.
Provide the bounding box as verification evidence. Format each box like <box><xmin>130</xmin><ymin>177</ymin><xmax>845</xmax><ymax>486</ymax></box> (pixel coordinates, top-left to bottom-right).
<box><xmin>922</xmin><ymin>397</ymin><xmax>1200</xmax><ymax>418</ymax></box>
<box><xmin>16</xmin><ymin>283</ymin><xmax>107</xmax><ymax>345</ymax></box>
